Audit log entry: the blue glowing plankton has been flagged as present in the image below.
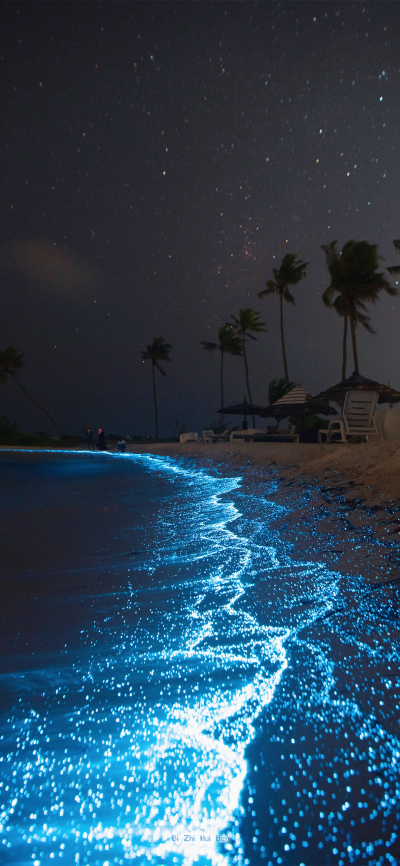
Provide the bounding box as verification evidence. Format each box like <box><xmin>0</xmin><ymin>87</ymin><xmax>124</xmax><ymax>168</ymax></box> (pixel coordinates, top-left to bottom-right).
<box><xmin>0</xmin><ymin>451</ymin><xmax>400</xmax><ymax>865</ymax></box>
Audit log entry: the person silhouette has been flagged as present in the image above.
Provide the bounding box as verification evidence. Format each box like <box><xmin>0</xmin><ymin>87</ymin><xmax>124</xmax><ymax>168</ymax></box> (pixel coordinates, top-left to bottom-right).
<box><xmin>82</xmin><ymin>427</ymin><xmax>94</xmax><ymax>450</ymax></box>
<box><xmin>97</xmin><ymin>428</ymin><xmax>107</xmax><ymax>451</ymax></box>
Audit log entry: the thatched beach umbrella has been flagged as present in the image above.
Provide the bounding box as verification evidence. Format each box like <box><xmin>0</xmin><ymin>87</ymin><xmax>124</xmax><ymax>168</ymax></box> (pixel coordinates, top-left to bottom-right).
<box><xmin>217</xmin><ymin>397</ymin><xmax>269</xmax><ymax>430</ymax></box>
<box><xmin>260</xmin><ymin>384</ymin><xmax>337</xmax><ymax>428</ymax></box>
<box><xmin>316</xmin><ymin>371</ymin><xmax>400</xmax><ymax>405</ymax></box>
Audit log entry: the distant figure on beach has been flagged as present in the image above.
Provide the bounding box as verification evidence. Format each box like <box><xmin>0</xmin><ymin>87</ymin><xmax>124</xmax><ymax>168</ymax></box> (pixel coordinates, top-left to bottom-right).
<box><xmin>97</xmin><ymin>428</ymin><xmax>107</xmax><ymax>451</ymax></box>
<box><xmin>82</xmin><ymin>426</ymin><xmax>94</xmax><ymax>450</ymax></box>
<box><xmin>117</xmin><ymin>437</ymin><xmax>127</xmax><ymax>452</ymax></box>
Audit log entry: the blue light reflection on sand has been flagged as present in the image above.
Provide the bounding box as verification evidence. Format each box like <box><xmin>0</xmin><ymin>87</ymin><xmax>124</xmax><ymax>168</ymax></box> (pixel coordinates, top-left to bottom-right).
<box><xmin>0</xmin><ymin>450</ymin><xmax>295</xmax><ymax>866</ymax></box>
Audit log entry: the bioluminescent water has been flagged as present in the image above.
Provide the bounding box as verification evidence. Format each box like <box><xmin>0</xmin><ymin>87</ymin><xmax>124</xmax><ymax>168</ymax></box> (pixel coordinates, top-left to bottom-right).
<box><xmin>0</xmin><ymin>451</ymin><xmax>400</xmax><ymax>866</ymax></box>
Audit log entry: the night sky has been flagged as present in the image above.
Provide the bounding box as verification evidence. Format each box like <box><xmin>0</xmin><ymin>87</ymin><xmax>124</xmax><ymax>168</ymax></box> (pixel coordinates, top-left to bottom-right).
<box><xmin>1</xmin><ymin>1</ymin><xmax>400</xmax><ymax>437</ymax></box>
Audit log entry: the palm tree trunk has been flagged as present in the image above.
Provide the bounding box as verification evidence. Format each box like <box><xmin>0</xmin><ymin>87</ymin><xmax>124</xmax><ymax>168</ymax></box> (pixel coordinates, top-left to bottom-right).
<box><xmin>152</xmin><ymin>363</ymin><xmax>159</xmax><ymax>440</ymax></box>
<box><xmin>220</xmin><ymin>349</ymin><xmax>224</xmax><ymax>427</ymax></box>
<box><xmin>242</xmin><ymin>334</ymin><xmax>255</xmax><ymax>427</ymax></box>
<box><xmin>349</xmin><ymin>313</ymin><xmax>359</xmax><ymax>373</ymax></box>
<box><xmin>342</xmin><ymin>314</ymin><xmax>348</xmax><ymax>381</ymax></box>
<box><xmin>9</xmin><ymin>372</ymin><xmax>62</xmax><ymax>438</ymax></box>
<box><xmin>280</xmin><ymin>292</ymin><xmax>289</xmax><ymax>382</ymax></box>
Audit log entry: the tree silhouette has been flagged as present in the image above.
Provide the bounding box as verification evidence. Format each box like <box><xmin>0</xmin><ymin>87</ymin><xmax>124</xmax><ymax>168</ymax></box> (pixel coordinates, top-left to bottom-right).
<box><xmin>141</xmin><ymin>337</ymin><xmax>172</xmax><ymax>440</ymax></box>
<box><xmin>258</xmin><ymin>253</ymin><xmax>308</xmax><ymax>382</ymax></box>
<box><xmin>230</xmin><ymin>309</ymin><xmax>266</xmax><ymax>427</ymax></box>
<box><xmin>0</xmin><ymin>346</ymin><xmax>62</xmax><ymax>437</ymax></box>
<box><xmin>321</xmin><ymin>240</ymin><xmax>398</xmax><ymax>378</ymax></box>
<box><xmin>201</xmin><ymin>324</ymin><xmax>242</xmax><ymax>425</ymax></box>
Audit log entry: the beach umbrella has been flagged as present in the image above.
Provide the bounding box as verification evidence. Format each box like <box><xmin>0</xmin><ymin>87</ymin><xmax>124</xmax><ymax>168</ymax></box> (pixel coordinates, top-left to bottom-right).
<box><xmin>217</xmin><ymin>397</ymin><xmax>269</xmax><ymax>430</ymax></box>
<box><xmin>260</xmin><ymin>384</ymin><xmax>337</xmax><ymax>425</ymax></box>
<box><xmin>316</xmin><ymin>371</ymin><xmax>400</xmax><ymax>405</ymax></box>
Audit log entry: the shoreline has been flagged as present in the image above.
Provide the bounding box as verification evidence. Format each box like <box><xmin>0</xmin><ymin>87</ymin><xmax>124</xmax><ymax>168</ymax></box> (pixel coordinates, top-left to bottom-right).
<box><xmin>125</xmin><ymin>440</ymin><xmax>400</xmax><ymax>505</ymax></box>
<box><xmin>4</xmin><ymin>439</ymin><xmax>400</xmax><ymax>503</ymax></box>
<box><xmin>123</xmin><ymin>441</ymin><xmax>400</xmax><ymax>592</ymax></box>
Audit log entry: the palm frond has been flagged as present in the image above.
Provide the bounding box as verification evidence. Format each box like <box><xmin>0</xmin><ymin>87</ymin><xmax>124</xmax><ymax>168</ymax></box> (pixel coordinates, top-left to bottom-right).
<box><xmin>141</xmin><ymin>337</ymin><xmax>172</xmax><ymax>374</ymax></box>
<box><xmin>0</xmin><ymin>346</ymin><xmax>24</xmax><ymax>375</ymax></box>
<box><xmin>322</xmin><ymin>285</ymin><xmax>336</xmax><ymax>308</ymax></box>
<box><xmin>283</xmin><ymin>287</ymin><xmax>295</xmax><ymax>305</ymax></box>
<box><xmin>321</xmin><ymin>240</ymin><xmax>339</xmax><ymax>269</ymax></box>
<box><xmin>258</xmin><ymin>280</ymin><xmax>277</xmax><ymax>299</ymax></box>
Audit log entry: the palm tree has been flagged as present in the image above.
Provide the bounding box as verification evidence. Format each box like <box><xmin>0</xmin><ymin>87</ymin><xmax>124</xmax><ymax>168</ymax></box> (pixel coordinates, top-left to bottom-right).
<box><xmin>258</xmin><ymin>253</ymin><xmax>308</xmax><ymax>382</ymax></box>
<box><xmin>141</xmin><ymin>337</ymin><xmax>172</xmax><ymax>440</ymax></box>
<box><xmin>230</xmin><ymin>308</ymin><xmax>266</xmax><ymax>426</ymax></box>
<box><xmin>201</xmin><ymin>325</ymin><xmax>243</xmax><ymax>425</ymax></box>
<box><xmin>321</xmin><ymin>240</ymin><xmax>398</xmax><ymax>378</ymax></box>
<box><xmin>0</xmin><ymin>346</ymin><xmax>62</xmax><ymax>437</ymax></box>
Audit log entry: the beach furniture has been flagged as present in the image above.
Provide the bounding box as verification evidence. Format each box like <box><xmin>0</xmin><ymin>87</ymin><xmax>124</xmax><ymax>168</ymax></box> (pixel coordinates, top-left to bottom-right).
<box><xmin>230</xmin><ymin>426</ymin><xmax>299</xmax><ymax>443</ymax></box>
<box><xmin>214</xmin><ymin>429</ymin><xmax>230</xmax><ymax>442</ymax></box>
<box><xmin>382</xmin><ymin>405</ymin><xmax>400</xmax><ymax>442</ymax></box>
<box><xmin>217</xmin><ymin>398</ymin><xmax>270</xmax><ymax>430</ymax></box>
<box><xmin>261</xmin><ymin>425</ymin><xmax>299</xmax><ymax>443</ymax></box>
<box><xmin>318</xmin><ymin>390</ymin><xmax>379</xmax><ymax>444</ymax></box>
<box><xmin>200</xmin><ymin>429</ymin><xmax>217</xmax><ymax>443</ymax></box>
<box><xmin>230</xmin><ymin>428</ymin><xmax>265</xmax><ymax>441</ymax></box>
<box><xmin>179</xmin><ymin>432</ymin><xmax>199</xmax><ymax>443</ymax></box>
<box><xmin>317</xmin><ymin>370</ymin><xmax>400</xmax><ymax>406</ymax></box>
<box><xmin>260</xmin><ymin>385</ymin><xmax>336</xmax><ymax>443</ymax></box>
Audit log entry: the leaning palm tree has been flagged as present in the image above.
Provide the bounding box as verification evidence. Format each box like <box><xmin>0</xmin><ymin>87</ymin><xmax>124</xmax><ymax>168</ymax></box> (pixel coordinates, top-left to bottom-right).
<box><xmin>141</xmin><ymin>337</ymin><xmax>172</xmax><ymax>440</ymax></box>
<box><xmin>230</xmin><ymin>308</ymin><xmax>266</xmax><ymax>427</ymax></box>
<box><xmin>0</xmin><ymin>346</ymin><xmax>62</xmax><ymax>437</ymax></box>
<box><xmin>258</xmin><ymin>253</ymin><xmax>308</xmax><ymax>382</ymax></box>
<box><xmin>321</xmin><ymin>240</ymin><xmax>398</xmax><ymax>378</ymax></box>
<box><xmin>201</xmin><ymin>324</ymin><xmax>243</xmax><ymax>425</ymax></box>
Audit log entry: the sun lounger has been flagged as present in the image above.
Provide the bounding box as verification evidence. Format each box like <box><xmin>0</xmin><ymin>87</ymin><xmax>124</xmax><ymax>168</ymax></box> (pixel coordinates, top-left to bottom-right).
<box><xmin>318</xmin><ymin>390</ymin><xmax>380</xmax><ymax>444</ymax></box>
<box><xmin>214</xmin><ymin>429</ymin><xmax>230</xmax><ymax>442</ymax></box>
<box><xmin>179</xmin><ymin>432</ymin><xmax>199</xmax><ymax>443</ymax></box>
<box><xmin>200</xmin><ymin>429</ymin><xmax>216</xmax><ymax>443</ymax></box>
<box><xmin>230</xmin><ymin>426</ymin><xmax>299</xmax><ymax>443</ymax></box>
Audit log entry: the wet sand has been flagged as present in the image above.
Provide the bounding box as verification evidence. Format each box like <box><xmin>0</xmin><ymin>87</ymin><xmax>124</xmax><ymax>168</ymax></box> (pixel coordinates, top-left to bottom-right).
<box><xmin>126</xmin><ymin>440</ymin><xmax>400</xmax><ymax>504</ymax></box>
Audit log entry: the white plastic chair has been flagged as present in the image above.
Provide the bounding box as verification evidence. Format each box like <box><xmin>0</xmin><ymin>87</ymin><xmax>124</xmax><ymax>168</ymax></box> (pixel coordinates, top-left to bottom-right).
<box><xmin>318</xmin><ymin>390</ymin><xmax>379</xmax><ymax>444</ymax></box>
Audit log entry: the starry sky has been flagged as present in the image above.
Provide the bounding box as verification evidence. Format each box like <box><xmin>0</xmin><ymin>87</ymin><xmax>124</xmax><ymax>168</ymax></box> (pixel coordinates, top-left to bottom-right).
<box><xmin>1</xmin><ymin>1</ymin><xmax>400</xmax><ymax>437</ymax></box>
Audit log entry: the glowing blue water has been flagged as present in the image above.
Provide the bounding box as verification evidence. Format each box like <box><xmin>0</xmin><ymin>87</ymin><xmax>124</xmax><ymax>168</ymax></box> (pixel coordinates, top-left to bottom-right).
<box><xmin>1</xmin><ymin>451</ymin><xmax>400</xmax><ymax>866</ymax></box>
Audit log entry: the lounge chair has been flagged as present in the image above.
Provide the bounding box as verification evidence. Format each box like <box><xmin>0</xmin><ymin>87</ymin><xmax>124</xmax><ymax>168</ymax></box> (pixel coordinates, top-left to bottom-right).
<box><xmin>230</xmin><ymin>428</ymin><xmax>265</xmax><ymax>441</ymax></box>
<box><xmin>200</xmin><ymin>429</ymin><xmax>218</xmax><ymax>443</ymax></box>
<box><xmin>179</xmin><ymin>432</ymin><xmax>199</xmax><ymax>443</ymax></box>
<box><xmin>259</xmin><ymin>425</ymin><xmax>299</xmax><ymax>443</ymax></box>
<box><xmin>318</xmin><ymin>390</ymin><xmax>379</xmax><ymax>444</ymax></box>
<box><xmin>230</xmin><ymin>426</ymin><xmax>299</xmax><ymax>443</ymax></box>
<box><xmin>214</xmin><ymin>429</ymin><xmax>230</xmax><ymax>442</ymax></box>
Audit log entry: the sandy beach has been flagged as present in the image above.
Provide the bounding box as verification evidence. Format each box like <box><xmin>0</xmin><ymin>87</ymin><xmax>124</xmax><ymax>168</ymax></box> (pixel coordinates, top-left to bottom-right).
<box><xmin>126</xmin><ymin>439</ymin><xmax>400</xmax><ymax>569</ymax></box>
<box><xmin>126</xmin><ymin>439</ymin><xmax>400</xmax><ymax>504</ymax></box>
